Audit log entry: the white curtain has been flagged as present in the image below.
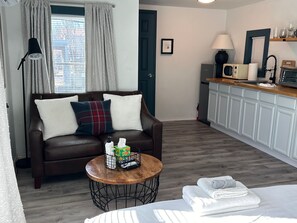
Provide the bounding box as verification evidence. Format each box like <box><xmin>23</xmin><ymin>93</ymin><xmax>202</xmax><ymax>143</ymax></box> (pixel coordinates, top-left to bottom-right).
<box><xmin>21</xmin><ymin>0</ymin><xmax>54</xmax><ymax>94</ymax></box>
<box><xmin>21</xmin><ymin>0</ymin><xmax>53</xmax><ymax>150</ymax></box>
<box><xmin>0</xmin><ymin>14</ymin><xmax>26</xmax><ymax>223</ymax></box>
<box><xmin>85</xmin><ymin>2</ymin><xmax>117</xmax><ymax>91</ymax></box>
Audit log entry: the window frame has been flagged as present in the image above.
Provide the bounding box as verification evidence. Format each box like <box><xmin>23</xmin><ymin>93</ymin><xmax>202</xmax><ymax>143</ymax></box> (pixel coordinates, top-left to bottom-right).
<box><xmin>51</xmin><ymin>5</ymin><xmax>85</xmax><ymax>16</ymax></box>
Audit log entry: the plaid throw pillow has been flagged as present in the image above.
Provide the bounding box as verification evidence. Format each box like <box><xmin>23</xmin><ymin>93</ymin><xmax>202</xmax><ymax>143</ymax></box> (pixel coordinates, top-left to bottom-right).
<box><xmin>71</xmin><ymin>100</ymin><xmax>113</xmax><ymax>136</ymax></box>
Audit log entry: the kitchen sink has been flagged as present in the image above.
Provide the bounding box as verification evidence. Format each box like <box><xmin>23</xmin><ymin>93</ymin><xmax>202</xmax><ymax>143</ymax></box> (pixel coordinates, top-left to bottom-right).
<box><xmin>235</xmin><ymin>80</ymin><xmax>269</xmax><ymax>85</ymax></box>
<box><xmin>235</xmin><ymin>80</ymin><xmax>276</xmax><ymax>87</ymax></box>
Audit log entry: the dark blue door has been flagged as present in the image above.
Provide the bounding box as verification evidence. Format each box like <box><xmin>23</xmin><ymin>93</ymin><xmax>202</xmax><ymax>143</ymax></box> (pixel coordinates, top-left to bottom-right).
<box><xmin>138</xmin><ymin>10</ymin><xmax>157</xmax><ymax>116</ymax></box>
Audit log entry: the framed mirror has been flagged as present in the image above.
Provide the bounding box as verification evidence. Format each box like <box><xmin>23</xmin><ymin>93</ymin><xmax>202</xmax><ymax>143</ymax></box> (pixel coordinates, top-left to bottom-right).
<box><xmin>243</xmin><ymin>28</ymin><xmax>271</xmax><ymax>77</ymax></box>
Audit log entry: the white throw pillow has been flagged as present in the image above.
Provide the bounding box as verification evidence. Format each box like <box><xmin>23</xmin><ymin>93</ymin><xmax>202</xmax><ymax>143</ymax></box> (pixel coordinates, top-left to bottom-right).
<box><xmin>35</xmin><ymin>95</ymin><xmax>79</xmax><ymax>140</ymax></box>
<box><xmin>103</xmin><ymin>94</ymin><xmax>143</xmax><ymax>131</ymax></box>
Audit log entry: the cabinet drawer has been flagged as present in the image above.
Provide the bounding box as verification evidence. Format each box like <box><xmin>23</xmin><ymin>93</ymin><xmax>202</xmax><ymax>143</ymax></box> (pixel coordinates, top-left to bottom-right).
<box><xmin>277</xmin><ymin>95</ymin><xmax>296</xmax><ymax>110</ymax></box>
<box><xmin>260</xmin><ymin>92</ymin><xmax>276</xmax><ymax>104</ymax></box>
<box><xmin>218</xmin><ymin>84</ymin><xmax>230</xmax><ymax>94</ymax></box>
<box><xmin>230</xmin><ymin>87</ymin><xmax>244</xmax><ymax>97</ymax></box>
<box><xmin>209</xmin><ymin>82</ymin><xmax>218</xmax><ymax>91</ymax></box>
<box><xmin>244</xmin><ymin>89</ymin><xmax>259</xmax><ymax>100</ymax></box>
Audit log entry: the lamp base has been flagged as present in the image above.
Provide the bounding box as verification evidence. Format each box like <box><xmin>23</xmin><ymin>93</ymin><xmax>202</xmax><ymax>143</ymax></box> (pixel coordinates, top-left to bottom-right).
<box><xmin>215</xmin><ymin>50</ymin><xmax>229</xmax><ymax>78</ymax></box>
<box><xmin>15</xmin><ymin>158</ymin><xmax>31</xmax><ymax>169</ymax></box>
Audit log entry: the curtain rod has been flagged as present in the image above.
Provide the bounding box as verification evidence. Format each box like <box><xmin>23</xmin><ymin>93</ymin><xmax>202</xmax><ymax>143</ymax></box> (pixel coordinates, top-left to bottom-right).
<box><xmin>50</xmin><ymin>1</ymin><xmax>115</xmax><ymax>8</ymax></box>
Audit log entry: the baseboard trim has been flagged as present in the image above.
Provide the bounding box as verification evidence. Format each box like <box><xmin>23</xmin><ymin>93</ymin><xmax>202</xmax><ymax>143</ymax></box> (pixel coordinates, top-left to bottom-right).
<box><xmin>211</xmin><ymin>123</ymin><xmax>297</xmax><ymax>168</ymax></box>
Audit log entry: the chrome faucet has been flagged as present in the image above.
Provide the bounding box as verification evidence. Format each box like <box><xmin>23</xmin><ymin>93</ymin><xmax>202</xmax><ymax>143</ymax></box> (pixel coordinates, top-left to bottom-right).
<box><xmin>264</xmin><ymin>55</ymin><xmax>277</xmax><ymax>84</ymax></box>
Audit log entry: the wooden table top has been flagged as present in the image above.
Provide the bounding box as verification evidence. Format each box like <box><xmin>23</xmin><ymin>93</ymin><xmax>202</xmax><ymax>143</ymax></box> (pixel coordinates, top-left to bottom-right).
<box><xmin>85</xmin><ymin>154</ymin><xmax>163</xmax><ymax>185</ymax></box>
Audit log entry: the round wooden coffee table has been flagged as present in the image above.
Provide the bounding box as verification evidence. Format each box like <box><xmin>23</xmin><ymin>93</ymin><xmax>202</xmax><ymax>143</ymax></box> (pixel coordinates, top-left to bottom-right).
<box><xmin>85</xmin><ymin>154</ymin><xmax>163</xmax><ymax>211</ymax></box>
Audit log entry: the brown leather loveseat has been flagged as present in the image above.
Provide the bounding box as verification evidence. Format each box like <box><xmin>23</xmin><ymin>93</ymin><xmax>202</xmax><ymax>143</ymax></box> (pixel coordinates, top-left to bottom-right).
<box><xmin>29</xmin><ymin>91</ymin><xmax>162</xmax><ymax>189</ymax></box>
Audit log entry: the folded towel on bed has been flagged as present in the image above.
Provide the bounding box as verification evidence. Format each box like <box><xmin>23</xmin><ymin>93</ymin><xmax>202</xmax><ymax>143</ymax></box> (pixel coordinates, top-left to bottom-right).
<box><xmin>197</xmin><ymin>176</ymin><xmax>248</xmax><ymax>199</ymax></box>
<box><xmin>182</xmin><ymin>185</ymin><xmax>260</xmax><ymax>216</ymax></box>
<box><xmin>212</xmin><ymin>179</ymin><xmax>236</xmax><ymax>189</ymax></box>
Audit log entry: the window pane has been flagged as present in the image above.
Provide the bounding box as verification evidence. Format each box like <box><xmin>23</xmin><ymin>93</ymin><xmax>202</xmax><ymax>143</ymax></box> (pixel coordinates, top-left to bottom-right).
<box><xmin>52</xmin><ymin>15</ymin><xmax>85</xmax><ymax>93</ymax></box>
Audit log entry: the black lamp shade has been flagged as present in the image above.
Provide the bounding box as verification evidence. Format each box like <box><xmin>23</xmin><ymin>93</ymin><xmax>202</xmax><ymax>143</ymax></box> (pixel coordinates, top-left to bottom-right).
<box><xmin>28</xmin><ymin>38</ymin><xmax>42</xmax><ymax>60</ymax></box>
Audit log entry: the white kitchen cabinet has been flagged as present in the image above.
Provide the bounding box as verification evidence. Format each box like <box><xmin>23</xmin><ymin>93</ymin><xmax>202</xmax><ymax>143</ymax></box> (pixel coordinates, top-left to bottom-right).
<box><xmin>217</xmin><ymin>93</ymin><xmax>229</xmax><ymax>128</ymax></box>
<box><xmin>208</xmin><ymin>83</ymin><xmax>297</xmax><ymax>168</ymax></box>
<box><xmin>293</xmin><ymin>145</ymin><xmax>297</xmax><ymax>161</ymax></box>
<box><xmin>272</xmin><ymin>95</ymin><xmax>296</xmax><ymax>156</ymax></box>
<box><xmin>208</xmin><ymin>90</ymin><xmax>218</xmax><ymax>123</ymax></box>
<box><xmin>292</xmin><ymin>129</ymin><xmax>297</xmax><ymax>161</ymax></box>
<box><xmin>256</xmin><ymin>92</ymin><xmax>276</xmax><ymax>148</ymax></box>
<box><xmin>228</xmin><ymin>96</ymin><xmax>242</xmax><ymax>134</ymax></box>
<box><xmin>273</xmin><ymin>108</ymin><xmax>295</xmax><ymax>156</ymax></box>
<box><xmin>292</xmin><ymin>110</ymin><xmax>297</xmax><ymax>161</ymax></box>
<box><xmin>256</xmin><ymin>103</ymin><xmax>275</xmax><ymax>148</ymax></box>
<box><xmin>216</xmin><ymin>84</ymin><xmax>230</xmax><ymax>128</ymax></box>
<box><xmin>228</xmin><ymin>87</ymin><xmax>243</xmax><ymax>134</ymax></box>
<box><xmin>207</xmin><ymin>83</ymin><xmax>219</xmax><ymax>123</ymax></box>
<box><xmin>241</xmin><ymin>89</ymin><xmax>259</xmax><ymax>140</ymax></box>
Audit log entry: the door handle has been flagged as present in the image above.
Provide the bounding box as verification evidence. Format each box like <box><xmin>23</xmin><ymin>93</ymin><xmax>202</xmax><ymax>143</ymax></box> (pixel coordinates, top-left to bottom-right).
<box><xmin>148</xmin><ymin>73</ymin><xmax>153</xmax><ymax>78</ymax></box>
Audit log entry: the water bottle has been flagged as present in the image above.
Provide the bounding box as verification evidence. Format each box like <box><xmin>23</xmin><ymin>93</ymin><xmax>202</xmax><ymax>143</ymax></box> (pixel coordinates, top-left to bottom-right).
<box><xmin>105</xmin><ymin>136</ymin><xmax>114</xmax><ymax>155</ymax></box>
<box><xmin>105</xmin><ymin>136</ymin><xmax>116</xmax><ymax>169</ymax></box>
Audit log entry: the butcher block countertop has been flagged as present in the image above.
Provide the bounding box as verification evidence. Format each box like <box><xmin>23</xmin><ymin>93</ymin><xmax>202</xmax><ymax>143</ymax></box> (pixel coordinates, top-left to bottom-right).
<box><xmin>207</xmin><ymin>78</ymin><xmax>297</xmax><ymax>98</ymax></box>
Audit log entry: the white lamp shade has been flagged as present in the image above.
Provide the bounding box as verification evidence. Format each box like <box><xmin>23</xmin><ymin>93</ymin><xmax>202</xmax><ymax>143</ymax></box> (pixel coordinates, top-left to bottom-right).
<box><xmin>212</xmin><ymin>34</ymin><xmax>234</xmax><ymax>50</ymax></box>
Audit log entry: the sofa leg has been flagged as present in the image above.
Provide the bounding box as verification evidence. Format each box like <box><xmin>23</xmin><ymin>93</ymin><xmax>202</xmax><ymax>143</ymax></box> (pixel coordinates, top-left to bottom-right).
<box><xmin>34</xmin><ymin>177</ymin><xmax>41</xmax><ymax>189</ymax></box>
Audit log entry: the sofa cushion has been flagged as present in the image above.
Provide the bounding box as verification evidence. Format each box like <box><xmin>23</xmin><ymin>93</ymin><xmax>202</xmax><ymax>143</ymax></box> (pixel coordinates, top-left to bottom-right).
<box><xmin>99</xmin><ymin>130</ymin><xmax>153</xmax><ymax>152</ymax></box>
<box><xmin>44</xmin><ymin>135</ymin><xmax>102</xmax><ymax>161</ymax></box>
<box><xmin>34</xmin><ymin>95</ymin><xmax>78</xmax><ymax>140</ymax></box>
<box><xmin>71</xmin><ymin>100</ymin><xmax>113</xmax><ymax>136</ymax></box>
<box><xmin>103</xmin><ymin>94</ymin><xmax>143</xmax><ymax>131</ymax></box>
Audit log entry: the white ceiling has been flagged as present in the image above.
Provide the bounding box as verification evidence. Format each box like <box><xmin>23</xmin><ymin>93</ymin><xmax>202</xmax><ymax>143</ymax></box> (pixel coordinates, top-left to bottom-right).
<box><xmin>139</xmin><ymin>0</ymin><xmax>265</xmax><ymax>9</ymax></box>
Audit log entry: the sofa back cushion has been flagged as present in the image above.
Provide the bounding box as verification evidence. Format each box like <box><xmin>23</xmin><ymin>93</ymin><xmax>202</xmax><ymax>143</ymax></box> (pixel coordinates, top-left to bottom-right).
<box><xmin>71</xmin><ymin>100</ymin><xmax>113</xmax><ymax>136</ymax></box>
<box><xmin>34</xmin><ymin>95</ymin><xmax>79</xmax><ymax>140</ymax></box>
<box><xmin>103</xmin><ymin>94</ymin><xmax>143</xmax><ymax>131</ymax></box>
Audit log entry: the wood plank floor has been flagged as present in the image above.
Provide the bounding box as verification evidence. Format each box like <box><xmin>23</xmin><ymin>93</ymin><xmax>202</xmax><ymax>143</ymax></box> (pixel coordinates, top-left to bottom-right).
<box><xmin>16</xmin><ymin>120</ymin><xmax>297</xmax><ymax>223</ymax></box>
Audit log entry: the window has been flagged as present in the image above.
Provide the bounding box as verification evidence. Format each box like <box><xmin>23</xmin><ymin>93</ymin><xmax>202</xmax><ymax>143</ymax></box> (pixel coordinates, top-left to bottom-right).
<box><xmin>51</xmin><ymin>6</ymin><xmax>85</xmax><ymax>93</ymax></box>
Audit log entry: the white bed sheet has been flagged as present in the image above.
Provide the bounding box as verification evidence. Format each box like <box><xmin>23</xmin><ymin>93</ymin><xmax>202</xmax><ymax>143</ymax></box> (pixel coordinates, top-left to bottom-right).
<box><xmin>85</xmin><ymin>185</ymin><xmax>297</xmax><ymax>223</ymax></box>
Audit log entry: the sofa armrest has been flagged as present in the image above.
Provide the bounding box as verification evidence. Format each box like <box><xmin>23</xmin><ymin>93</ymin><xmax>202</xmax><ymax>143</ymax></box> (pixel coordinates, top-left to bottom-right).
<box><xmin>29</xmin><ymin>116</ymin><xmax>44</xmax><ymax>178</ymax></box>
<box><xmin>141</xmin><ymin>107</ymin><xmax>163</xmax><ymax>161</ymax></box>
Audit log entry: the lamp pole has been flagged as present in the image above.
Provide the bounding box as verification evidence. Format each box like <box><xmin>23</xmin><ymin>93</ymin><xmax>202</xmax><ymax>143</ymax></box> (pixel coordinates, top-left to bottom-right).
<box><xmin>15</xmin><ymin>53</ymin><xmax>30</xmax><ymax>168</ymax></box>
<box><xmin>15</xmin><ymin>38</ymin><xmax>42</xmax><ymax>169</ymax></box>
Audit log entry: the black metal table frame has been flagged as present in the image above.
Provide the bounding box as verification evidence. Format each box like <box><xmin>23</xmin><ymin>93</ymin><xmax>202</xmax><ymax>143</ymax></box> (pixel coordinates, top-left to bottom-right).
<box><xmin>89</xmin><ymin>176</ymin><xmax>160</xmax><ymax>212</ymax></box>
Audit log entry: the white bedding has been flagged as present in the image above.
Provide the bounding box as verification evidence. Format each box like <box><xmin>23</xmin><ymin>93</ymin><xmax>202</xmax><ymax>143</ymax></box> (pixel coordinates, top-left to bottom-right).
<box><xmin>85</xmin><ymin>185</ymin><xmax>297</xmax><ymax>223</ymax></box>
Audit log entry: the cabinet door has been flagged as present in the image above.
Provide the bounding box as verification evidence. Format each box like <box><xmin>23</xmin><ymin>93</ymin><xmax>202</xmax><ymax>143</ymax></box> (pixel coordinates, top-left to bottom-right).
<box><xmin>228</xmin><ymin>96</ymin><xmax>242</xmax><ymax>134</ymax></box>
<box><xmin>292</xmin><ymin>128</ymin><xmax>297</xmax><ymax>160</ymax></box>
<box><xmin>273</xmin><ymin>108</ymin><xmax>295</xmax><ymax>156</ymax></box>
<box><xmin>217</xmin><ymin>93</ymin><xmax>229</xmax><ymax>128</ymax></box>
<box><xmin>241</xmin><ymin>99</ymin><xmax>258</xmax><ymax>140</ymax></box>
<box><xmin>256</xmin><ymin>103</ymin><xmax>275</xmax><ymax>148</ymax></box>
<box><xmin>208</xmin><ymin>90</ymin><xmax>218</xmax><ymax>123</ymax></box>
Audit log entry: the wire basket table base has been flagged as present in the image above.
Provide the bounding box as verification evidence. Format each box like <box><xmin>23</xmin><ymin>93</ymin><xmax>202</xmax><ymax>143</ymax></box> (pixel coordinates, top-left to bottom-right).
<box><xmin>89</xmin><ymin>176</ymin><xmax>160</xmax><ymax>212</ymax></box>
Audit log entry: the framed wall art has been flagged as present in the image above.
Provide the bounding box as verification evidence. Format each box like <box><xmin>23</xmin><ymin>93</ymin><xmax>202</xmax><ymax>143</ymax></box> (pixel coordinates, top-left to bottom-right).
<box><xmin>243</xmin><ymin>28</ymin><xmax>271</xmax><ymax>77</ymax></box>
<box><xmin>161</xmin><ymin>39</ymin><xmax>174</xmax><ymax>54</ymax></box>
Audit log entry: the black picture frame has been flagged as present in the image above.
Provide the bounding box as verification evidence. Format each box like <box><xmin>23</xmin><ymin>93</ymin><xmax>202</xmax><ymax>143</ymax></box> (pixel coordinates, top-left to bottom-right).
<box><xmin>243</xmin><ymin>28</ymin><xmax>271</xmax><ymax>77</ymax></box>
<box><xmin>161</xmin><ymin>39</ymin><xmax>174</xmax><ymax>54</ymax></box>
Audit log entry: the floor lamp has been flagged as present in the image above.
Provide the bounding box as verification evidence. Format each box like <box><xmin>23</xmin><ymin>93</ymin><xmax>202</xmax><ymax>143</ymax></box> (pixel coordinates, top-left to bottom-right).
<box><xmin>16</xmin><ymin>38</ymin><xmax>42</xmax><ymax>169</ymax></box>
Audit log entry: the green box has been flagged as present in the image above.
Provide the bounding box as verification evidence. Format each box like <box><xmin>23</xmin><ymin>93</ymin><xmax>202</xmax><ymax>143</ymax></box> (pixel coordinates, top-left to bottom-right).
<box><xmin>114</xmin><ymin>146</ymin><xmax>131</xmax><ymax>161</ymax></box>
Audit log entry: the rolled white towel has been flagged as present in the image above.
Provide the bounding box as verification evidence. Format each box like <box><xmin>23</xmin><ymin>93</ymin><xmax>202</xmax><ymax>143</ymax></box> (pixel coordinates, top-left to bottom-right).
<box><xmin>182</xmin><ymin>185</ymin><xmax>260</xmax><ymax>216</ymax></box>
<box><xmin>212</xmin><ymin>179</ymin><xmax>236</xmax><ymax>189</ymax></box>
<box><xmin>197</xmin><ymin>176</ymin><xmax>248</xmax><ymax>199</ymax></box>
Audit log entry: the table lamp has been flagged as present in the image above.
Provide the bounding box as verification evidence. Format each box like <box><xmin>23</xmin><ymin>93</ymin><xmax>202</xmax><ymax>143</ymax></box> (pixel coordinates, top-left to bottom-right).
<box><xmin>212</xmin><ymin>34</ymin><xmax>234</xmax><ymax>78</ymax></box>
